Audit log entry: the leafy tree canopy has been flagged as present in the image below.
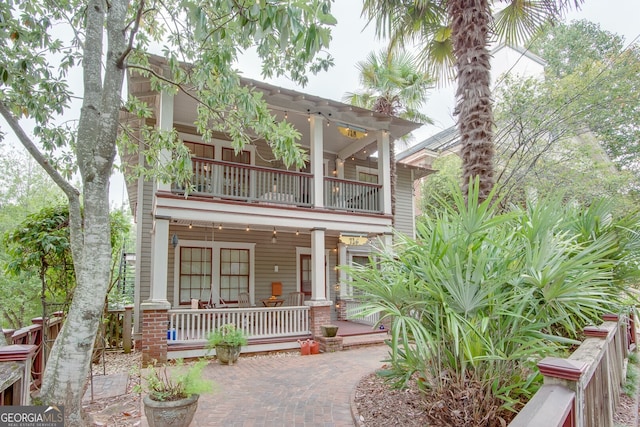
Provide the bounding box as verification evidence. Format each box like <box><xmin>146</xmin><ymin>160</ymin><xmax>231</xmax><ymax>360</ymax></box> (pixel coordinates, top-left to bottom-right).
<box><xmin>527</xmin><ymin>20</ymin><xmax>640</xmax><ymax>177</ymax></box>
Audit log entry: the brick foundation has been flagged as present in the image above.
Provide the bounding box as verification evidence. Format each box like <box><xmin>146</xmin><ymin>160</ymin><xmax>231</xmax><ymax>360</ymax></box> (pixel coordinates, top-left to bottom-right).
<box><xmin>141</xmin><ymin>308</ymin><xmax>169</xmax><ymax>367</ymax></box>
<box><xmin>317</xmin><ymin>336</ymin><xmax>343</xmax><ymax>353</ymax></box>
<box><xmin>308</xmin><ymin>304</ymin><xmax>332</xmax><ymax>339</ymax></box>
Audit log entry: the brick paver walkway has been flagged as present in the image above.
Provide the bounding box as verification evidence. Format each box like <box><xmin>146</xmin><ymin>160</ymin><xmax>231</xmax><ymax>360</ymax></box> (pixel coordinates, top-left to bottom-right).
<box><xmin>190</xmin><ymin>344</ymin><xmax>388</xmax><ymax>427</ymax></box>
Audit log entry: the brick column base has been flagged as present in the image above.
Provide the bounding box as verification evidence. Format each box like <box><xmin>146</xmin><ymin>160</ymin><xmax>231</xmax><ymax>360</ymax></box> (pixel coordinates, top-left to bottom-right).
<box><xmin>141</xmin><ymin>306</ymin><xmax>169</xmax><ymax>367</ymax></box>
<box><xmin>307</xmin><ymin>302</ymin><xmax>332</xmax><ymax>339</ymax></box>
<box><xmin>336</xmin><ymin>299</ymin><xmax>348</xmax><ymax>320</ymax></box>
<box><xmin>317</xmin><ymin>336</ymin><xmax>343</xmax><ymax>353</ymax></box>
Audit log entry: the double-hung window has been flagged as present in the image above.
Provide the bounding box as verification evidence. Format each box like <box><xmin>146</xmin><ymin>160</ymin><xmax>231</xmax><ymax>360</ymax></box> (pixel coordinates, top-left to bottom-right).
<box><xmin>179</xmin><ymin>246</ymin><xmax>212</xmax><ymax>305</ymax></box>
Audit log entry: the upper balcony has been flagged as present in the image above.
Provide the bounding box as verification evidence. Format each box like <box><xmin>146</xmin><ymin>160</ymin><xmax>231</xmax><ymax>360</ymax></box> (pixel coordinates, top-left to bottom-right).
<box><xmin>174</xmin><ymin>157</ymin><xmax>383</xmax><ymax>214</ymax></box>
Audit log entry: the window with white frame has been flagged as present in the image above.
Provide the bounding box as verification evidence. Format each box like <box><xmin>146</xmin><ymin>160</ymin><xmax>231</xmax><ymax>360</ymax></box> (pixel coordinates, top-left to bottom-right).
<box><xmin>179</xmin><ymin>246</ymin><xmax>212</xmax><ymax>304</ymax></box>
<box><xmin>356</xmin><ymin>166</ymin><xmax>379</xmax><ymax>183</ymax></box>
<box><xmin>219</xmin><ymin>248</ymin><xmax>250</xmax><ymax>303</ymax></box>
<box><xmin>345</xmin><ymin>249</ymin><xmax>377</xmax><ymax>297</ymax></box>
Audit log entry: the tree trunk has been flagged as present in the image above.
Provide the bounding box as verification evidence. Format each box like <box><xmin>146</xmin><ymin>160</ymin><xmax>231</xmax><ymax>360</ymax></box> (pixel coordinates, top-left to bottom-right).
<box><xmin>448</xmin><ymin>0</ymin><xmax>495</xmax><ymax>202</ymax></box>
<box><xmin>38</xmin><ymin>0</ymin><xmax>127</xmax><ymax>424</ymax></box>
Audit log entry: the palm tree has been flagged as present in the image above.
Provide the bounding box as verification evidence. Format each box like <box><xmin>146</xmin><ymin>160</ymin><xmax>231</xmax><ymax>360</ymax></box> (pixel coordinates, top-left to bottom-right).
<box><xmin>342</xmin><ymin>50</ymin><xmax>433</xmax><ymax>224</ymax></box>
<box><xmin>361</xmin><ymin>0</ymin><xmax>584</xmax><ymax>202</ymax></box>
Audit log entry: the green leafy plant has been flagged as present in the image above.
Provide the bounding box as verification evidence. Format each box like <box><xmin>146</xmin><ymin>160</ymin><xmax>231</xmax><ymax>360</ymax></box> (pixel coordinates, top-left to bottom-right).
<box><xmin>346</xmin><ymin>179</ymin><xmax>639</xmax><ymax>425</ymax></box>
<box><xmin>134</xmin><ymin>359</ymin><xmax>213</xmax><ymax>402</ymax></box>
<box><xmin>207</xmin><ymin>323</ymin><xmax>248</xmax><ymax>348</ymax></box>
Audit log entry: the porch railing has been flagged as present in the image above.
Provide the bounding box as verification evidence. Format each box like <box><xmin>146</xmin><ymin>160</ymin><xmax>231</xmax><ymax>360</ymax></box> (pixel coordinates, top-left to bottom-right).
<box><xmin>168</xmin><ymin>306</ymin><xmax>310</xmax><ymax>342</ymax></box>
<box><xmin>172</xmin><ymin>158</ymin><xmax>384</xmax><ymax>214</ymax></box>
<box><xmin>345</xmin><ymin>300</ymin><xmax>380</xmax><ymax>326</ymax></box>
<box><xmin>323</xmin><ymin>177</ymin><xmax>381</xmax><ymax>213</ymax></box>
<box><xmin>174</xmin><ymin>158</ymin><xmax>312</xmax><ymax>207</ymax></box>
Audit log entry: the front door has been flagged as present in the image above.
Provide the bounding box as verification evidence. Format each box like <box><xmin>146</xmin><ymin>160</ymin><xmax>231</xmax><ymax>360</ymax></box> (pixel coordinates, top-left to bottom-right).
<box><xmin>300</xmin><ymin>254</ymin><xmax>312</xmax><ymax>297</ymax></box>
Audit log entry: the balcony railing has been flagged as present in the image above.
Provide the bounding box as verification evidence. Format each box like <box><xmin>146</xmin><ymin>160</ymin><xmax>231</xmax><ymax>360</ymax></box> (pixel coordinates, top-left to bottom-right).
<box><xmin>174</xmin><ymin>158</ymin><xmax>312</xmax><ymax>207</ymax></box>
<box><xmin>323</xmin><ymin>177</ymin><xmax>381</xmax><ymax>213</ymax></box>
<box><xmin>172</xmin><ymin>158</ymin><xmax>384</xmax><ymax>214</ymax></box>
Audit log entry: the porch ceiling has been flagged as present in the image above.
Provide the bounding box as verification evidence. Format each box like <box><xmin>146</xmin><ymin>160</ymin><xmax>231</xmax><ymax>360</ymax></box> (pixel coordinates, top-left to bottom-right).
<box><xmin>172</xmin><ymin>76</ymin><xmax>422</xmax><ymax>158</ymax></box>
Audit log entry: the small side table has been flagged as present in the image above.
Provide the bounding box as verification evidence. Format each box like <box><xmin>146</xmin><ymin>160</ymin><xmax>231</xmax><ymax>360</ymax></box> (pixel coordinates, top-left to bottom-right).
<box><xmin>261</xmin><ymin>299</ymin><xmax>284</xmax><ymax>307</ymax></box>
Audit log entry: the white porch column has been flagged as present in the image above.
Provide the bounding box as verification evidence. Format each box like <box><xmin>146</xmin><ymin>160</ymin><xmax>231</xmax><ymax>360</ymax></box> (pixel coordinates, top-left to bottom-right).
<box><xmin>157</xmin><ymin>84</ymin><xmax>174</xmax><ymax>192</ymax></box>
<box><xmin>309</xmin><ymin>115</ymin><xmax>324</xmax><ymax>208</ymax></box>
<box><xmin>338</xmin><ymin>242</ymin><xmax>347</xmax><ymax>297</ymax></box>
<box><xmin>377</xmin><ymin>130</ymin><xmax>392</xmax><ymax>215</ymax></box>
<box><xmin>336</xmin><ymin>157</ymin><xmax>345</xmax><ymax>179</ymax></box>
<box><xmin>147</xmin><ymin>217</ymin><xmax>170</xmax><ymax>304</ymax></box>
<box><xmin>310</xmin><ymin>227</ymin><xmax>327</xmax><ymax>301</ymax></box>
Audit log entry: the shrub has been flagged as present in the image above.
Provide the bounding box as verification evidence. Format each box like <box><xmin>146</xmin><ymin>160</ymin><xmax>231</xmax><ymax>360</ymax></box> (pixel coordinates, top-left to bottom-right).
<box><xmin>347</xmin><ymin>180</ymin><xmax>639</xmax><ymax>425</ymax></box>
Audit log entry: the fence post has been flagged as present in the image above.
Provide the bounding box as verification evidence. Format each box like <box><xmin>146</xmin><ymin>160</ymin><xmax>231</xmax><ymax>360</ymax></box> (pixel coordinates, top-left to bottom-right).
<box><xmin>537</xmin><ymin>357</ymin><xmax>586</xmax><ymax>427</ymax></box>
<box><xmin>123</xmin><ymin>305</ymin><xmax>133</xmax><ymax>354</ymax></box>
<box><xmin>0</xmin><ymin>344</ymin><xmax>37</xmax><ymax>405</ymax></box>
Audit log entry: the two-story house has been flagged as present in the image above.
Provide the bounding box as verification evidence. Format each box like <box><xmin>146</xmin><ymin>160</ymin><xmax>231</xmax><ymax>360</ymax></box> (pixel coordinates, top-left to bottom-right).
<box><xmin>121</xmin><ymin>56</ymin><xmax>429</xmax><ymax>364</ymax></box>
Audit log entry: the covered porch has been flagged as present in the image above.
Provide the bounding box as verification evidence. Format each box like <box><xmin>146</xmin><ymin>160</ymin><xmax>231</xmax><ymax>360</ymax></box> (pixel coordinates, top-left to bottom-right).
<box><xmin>165</xmin><ymin>304</ymin><xmax>387</xmax><ymax>360</ymax></box>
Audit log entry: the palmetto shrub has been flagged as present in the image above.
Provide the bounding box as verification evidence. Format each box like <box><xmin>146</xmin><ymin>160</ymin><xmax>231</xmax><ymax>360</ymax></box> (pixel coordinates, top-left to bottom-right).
<box><xmin>348</xmin><ymin>181</ymin><xmax>639</xmax><ymax>425</ymax></box>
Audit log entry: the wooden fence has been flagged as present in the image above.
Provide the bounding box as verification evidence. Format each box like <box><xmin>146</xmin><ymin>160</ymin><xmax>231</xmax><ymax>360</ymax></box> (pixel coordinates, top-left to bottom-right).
<box><xmin>104</xmin><ymin>306</ymin><xmax>134</xmax><ymax>353</ymax></box>
<box><xmin>510</xmin><ymin>312</ymin><xmax>636</xmax><ymax>427</ymax></box>
<box><xmin>0</xmin><ymin>312</ymin><xmax>65</xmax><ymax>405</ymax></box>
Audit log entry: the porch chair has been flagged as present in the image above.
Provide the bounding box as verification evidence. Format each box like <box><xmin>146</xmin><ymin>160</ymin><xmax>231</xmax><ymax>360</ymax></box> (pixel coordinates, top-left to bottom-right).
<box><xmin>237</xmin><ymin>292</ymin><xmax>254</xmax><ymax>331</ymax></box>
<box><xmin>285</xmin><ymin>291</ymin><xmax>305</xmax><ymax>307</ymax></box>
<box><xmin>238</xmin><ymin>292</ymin><xmax>253</xmax><ymax>308</ymax></box>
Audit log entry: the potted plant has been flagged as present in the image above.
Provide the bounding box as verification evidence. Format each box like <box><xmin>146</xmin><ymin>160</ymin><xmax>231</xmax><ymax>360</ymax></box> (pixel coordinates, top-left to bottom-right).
<box><xmin>135</xmin><ymin>359</ymin><xmax>213</xmax><ymax>427</ymax></box>
<box><xmin>207</xmin><ymin>323</ymin><xmax>248</xmax><ymax>365</ymax></box>
<box><xmin>321</xmin><ymin>324</ymin><xmax>339</xmax><ymax>337</ymax></box>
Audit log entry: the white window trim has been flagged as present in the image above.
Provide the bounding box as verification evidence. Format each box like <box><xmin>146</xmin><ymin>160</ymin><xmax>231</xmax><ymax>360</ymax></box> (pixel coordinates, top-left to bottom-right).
<box><xmin>172</xmin><ymin>239</ymin><xmax>213</xmax><ymax>307</ymax></box>
<box><xmin>356</xmin><ymin>165</ymin><xmax>379</xmax><ymax>181</ymax></box>
<box><xmin>343</xmin><ymin>245</ymin><xmax>374</xmax><ymax>297</ymax></box>
<box><xmin>214</xmin><ymin>241</ymin><xmax>256</xmax><ymax>306</ymax></box>
<box><xmin>173</xmin><ymin>240</ymin><xmax>255</xmax><ymax>307</ymax></box>
<box><xmin>177</xmin><ymin>132</ymin><xmax>256</xmax><ymax>165</ymax></box>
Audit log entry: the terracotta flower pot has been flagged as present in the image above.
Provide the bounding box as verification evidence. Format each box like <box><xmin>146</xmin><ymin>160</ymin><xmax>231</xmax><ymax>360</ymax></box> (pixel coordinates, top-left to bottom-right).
<box><xmin>143</xmin><ymin>393</ymin><xmax>199</xmax><ymax>427</ymax></box>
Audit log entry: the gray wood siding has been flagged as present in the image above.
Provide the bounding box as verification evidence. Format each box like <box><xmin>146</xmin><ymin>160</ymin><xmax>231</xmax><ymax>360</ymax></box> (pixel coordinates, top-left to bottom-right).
<box><xmin>165</xmin><ymin>228</ymin><xmax>339</xmax><ymax>307</ymax></box>
<box><xmin>394</xmin><ymin>167</ymin><xmax>415</xmax><ymax>238</ymax></box>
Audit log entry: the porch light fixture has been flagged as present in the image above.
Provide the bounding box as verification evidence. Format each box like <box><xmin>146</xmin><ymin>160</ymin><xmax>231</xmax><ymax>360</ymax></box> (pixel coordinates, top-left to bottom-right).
<box><xmin>188</xmin><ymin>222</ymin><xmax>193</xmax><ymax>229</ymax></box>
<box><xmin>171</xmin><ymin>234</ymin><xmax>179</xmax><ymax>248</ymax></box>
<box><xmin>218</xmin><ymin>224</ymin><xmax>222</xmax><ymax>230</ymax></box>
<box><xmin>272</xmin><ymin>228</ymin><xmax>277</xmax><ymax>244</ymax></box>
<box><xmin>246</xmin><ymin>225</ymin><xmax>250</xmax><ymax>232</ymax></box>
<box><xmin>296</xmin><ymin>230</ymin><xmax>299</xmax><ymax>236</ymax></box>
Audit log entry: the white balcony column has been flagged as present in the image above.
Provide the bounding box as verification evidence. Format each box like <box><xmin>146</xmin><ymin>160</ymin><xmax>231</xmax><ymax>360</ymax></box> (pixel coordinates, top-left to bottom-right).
<box><xmin>157</xmin><ymin>84</ymin><xmax>174</xmax><ymax>192</ymax></box>
<box><xmin>311</xmin><ymin>227</ymin><xmax>327</xmax><ymax>301</ymax></box>
<box><xmin>145</xmin><ymin>216</ymin><xmax>170</xmax><ymax>306</ymax></box>
<box><xmin>309</xmin><ymin>114</ymin><xmax>324</xmax><ymax>208</ymax></box>
<box><xmin>377</xmin><ymin>130</ymin><xmax>392</xmax><ymax>215</ymax></box>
